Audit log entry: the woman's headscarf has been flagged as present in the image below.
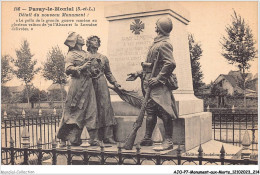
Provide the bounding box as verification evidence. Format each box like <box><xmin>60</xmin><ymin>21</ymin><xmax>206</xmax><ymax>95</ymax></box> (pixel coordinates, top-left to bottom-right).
<box><xmin>64</xmin><ymin>32</ymin><xmax>85</xmax><ymax>48</ymax></box>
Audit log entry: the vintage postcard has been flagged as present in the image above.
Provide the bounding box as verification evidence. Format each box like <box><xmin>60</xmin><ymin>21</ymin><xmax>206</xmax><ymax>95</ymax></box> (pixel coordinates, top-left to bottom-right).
<box><xmin>1</xmin><ymin>1</ymin><xmax>258</xmax><ymax>174</ymax></box>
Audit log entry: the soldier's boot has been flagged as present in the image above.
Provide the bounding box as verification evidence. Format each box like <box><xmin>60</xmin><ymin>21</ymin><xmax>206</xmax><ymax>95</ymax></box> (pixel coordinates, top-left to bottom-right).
<box><xmin>140</xmin><ymin>115</ymin><xmax>157</xmax><ymax>146</ymax></box>
<box><xmin>161</xmin><ymin>115</ymin><xmax>174</xmax><ymax>150</ymax></box>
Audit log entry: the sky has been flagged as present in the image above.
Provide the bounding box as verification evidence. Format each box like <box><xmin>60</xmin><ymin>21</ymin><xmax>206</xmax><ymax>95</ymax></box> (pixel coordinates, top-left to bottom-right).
<box><xmin>182</xmin><ymin>1</ymin><xmax>258</xmax><ymax>84</ymax></box>
<box><xmin>2</xmin><ymin>1</ymin><xmax>258</xmax><ymax>90</ymax></box>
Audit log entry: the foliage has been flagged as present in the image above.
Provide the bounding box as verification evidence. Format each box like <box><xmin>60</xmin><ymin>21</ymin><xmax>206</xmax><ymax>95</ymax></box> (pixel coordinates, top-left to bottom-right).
<box><xmin>211</xmin><ymin>84</ymin><xmax>228</xmax><ymax>97</ymax></box>
<box><xmin>235</xmin><ymin>73</ymin><xmax>256</xmax><ymax>91</ymax></box>
<box><xmin>16</xmin><ymin>85</ymin><xmax>48</xmax><ymax>103</ymax></box>
<box><xmin>221</xmin><ymin>11</ymin><xmax>257</xmax><ymax>72</ymax></box>
<box><xmin>12</xmin><ymin>40</ymin><xmax>41</xmax><ymax>104</ymax></box>
<box><xmin>30</xmin><ymin>89</ymin><xmax>48</xmax><ymax>102</ymax></box>
<box><xmin>43</xmin><ymin>46</ymin><xmax>67</xmax><ymax>109</ymax></box>
<box><xmin>188</xmin><ymin>34</ymin><xmax>205</xmax><ymax>95</ymax></box>
<box><xmin>43</xmin><ymin>46</ymin><xmax>67</xmax><ymax>85</ymax></box>
<box><xmin>1</xmin><ymin>86</ymin><xmax>11</xmax><ymax>103</ymax></box>
<box><xmin>48</xmin><ymin>89</ymin><xmax>67</xmax><ymax>101</ymax></box>
<box><xmin>233</xmin><ymin>90</ymin><xmax>244</xmax><ymax>98</ymax></box>
<box><xmin>1</xmin><ymin>55</ymin><xmax>13</xmax><ymax>84</ymax></box>
<box><xmin>220</xmin><ymin>10</ymin><xmax>257</xmax><ymax>106</ymax></box>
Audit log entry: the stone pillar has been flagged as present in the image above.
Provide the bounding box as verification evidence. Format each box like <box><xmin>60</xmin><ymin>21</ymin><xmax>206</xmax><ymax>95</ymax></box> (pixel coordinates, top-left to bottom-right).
<box><xmin>105</xmin><ymin>2</ymin><xmax>211</xmax><ymax>151</ymax></box>
<box><xmin>105</xmin><ymin>1</ymin><xmax>203</xmax><ymax>115</ymax></box>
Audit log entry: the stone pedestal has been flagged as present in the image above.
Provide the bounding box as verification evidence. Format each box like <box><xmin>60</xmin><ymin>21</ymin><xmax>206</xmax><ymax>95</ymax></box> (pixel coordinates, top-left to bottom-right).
<box><xmin>171</xmin><ymin>112</ymin><xmax>212</xmax><ymax>151</ymax></box>
<box><xmin>114</xmin><ymin>112</ymin><xmax>212</xmax><ymax>151</ymax></box>
<box><xmin>105</xmin><ymin>1</ymin><xmax>204</xmax><ymax>116</ymax></box>
<box><xmin>105</xmin><ymin>2</ymin><xmax>211</xmax><ymax>152</ymax></box>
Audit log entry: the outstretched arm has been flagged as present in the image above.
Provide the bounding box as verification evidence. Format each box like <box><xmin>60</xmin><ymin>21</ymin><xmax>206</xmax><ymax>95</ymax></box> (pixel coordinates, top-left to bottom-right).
<box><xmin>126</xmin><ymin>70</ymin><xmax>143</xmax><ymax>81</ymax></box>
<box><xmin>104</xmin><ymin>56</ymin><xmax>120</xmax><ymax>87</ymax></box>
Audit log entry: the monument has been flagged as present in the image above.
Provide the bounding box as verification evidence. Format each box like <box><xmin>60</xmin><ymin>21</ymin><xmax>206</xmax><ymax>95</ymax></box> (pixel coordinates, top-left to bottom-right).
<box><xmin>105</xmin><ymin>2</ymin><xmax>212</xmax><ymax>151</ymax></box>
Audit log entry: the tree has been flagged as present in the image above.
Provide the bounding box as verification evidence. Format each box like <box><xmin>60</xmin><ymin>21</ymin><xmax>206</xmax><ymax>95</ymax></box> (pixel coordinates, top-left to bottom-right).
<box><xmin>18</xmin><ymin>85</ymin><xmax>48</xmax><ymax>107</ymax></box>
<box><xmin>43</xmin><ymin>46</ymin><xmax>67</xmax><ymax>109</ymax></box>
<box><xmin>29</xmin><ymin>88</ymin><xmax>48</xmax><ymax>104</ymax></box>
<box><xmin>1</xmin><ymin>55</ymin><xmax>13</xmax><ymax>103</ymax></box>
<box><xmin>12</xmin><ymin>40</ymin><xmax>41</xmax><ymax>104</ymax></box>
<box><xmin>1</xmin><ymin>55</ymin><xmax>13</xmax><ymax>84</ymax></box>
<box><xmin>211</xmin><ymin>83</ymin><xmax>228</xmax><ymax>107</ymax></box>
<box><xmin>1</xmin><ymin>86</ymin><xmax>11</xmax><ymax>103</ymax></box>
<box><xmin>188</xmin><ymin>34</ymin><xmax>205</xmax><ymax>95</ymax></box>
<box><xmin>220</xmin><ymin>10</ymin><xmax>257</xmax><ymax>107</ymax></box>
<box><xmin>48</xmin><ymin>89</ymin><xmax>67</xmax><ymax>101</ymax></box>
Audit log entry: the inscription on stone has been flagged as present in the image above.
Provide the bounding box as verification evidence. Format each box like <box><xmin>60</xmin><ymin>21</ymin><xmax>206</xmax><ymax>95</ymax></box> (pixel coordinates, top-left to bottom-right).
<box><xmin>109</xmin><ymin>34</ymin><xmax>153</xmax><ymax>92</ymax></box>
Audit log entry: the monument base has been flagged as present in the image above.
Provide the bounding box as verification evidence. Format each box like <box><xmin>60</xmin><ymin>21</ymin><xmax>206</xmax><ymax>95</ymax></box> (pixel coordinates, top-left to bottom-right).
<box><xmin>114</xmin><ymin>112</ymin><xmax>212</xmax><ymax>152</ymax></box>
<box><xmin>111</xmin><ymin>93</ymin><xmax>204</xmax><ymax>116</ymax></box>
<box><xmin>174</xmin><ymin>93</ymin><xmax>204</xmax><ymax>116</ymax></box>
<box><xmin>171</xmin><ymin>112</ymin><xmax>212</xmax><ymax>151</ymax></box>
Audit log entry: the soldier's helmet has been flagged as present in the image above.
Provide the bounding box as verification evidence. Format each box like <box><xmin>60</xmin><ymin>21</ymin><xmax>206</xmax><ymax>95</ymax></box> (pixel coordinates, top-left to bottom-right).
<box><xmin>156</xmin><ymin>17</ymin><xmax>173</xmax><ymax>35</ymax></box>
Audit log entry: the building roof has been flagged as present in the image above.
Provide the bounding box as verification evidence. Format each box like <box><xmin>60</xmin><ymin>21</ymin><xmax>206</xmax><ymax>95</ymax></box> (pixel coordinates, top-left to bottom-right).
<box><xmin>221</xmin><ymin>75</ymin><xmax>237</xmax><ymax>88</ymax></box>
<box><xmin>228</xmin><ymin>70</ymin><xmax>254</xmax><ymax>81</ymax></box>
<box><xmin>214</xmin><ymin>71</ymin><xmax>258</xmax><ymax>92</ymax></box>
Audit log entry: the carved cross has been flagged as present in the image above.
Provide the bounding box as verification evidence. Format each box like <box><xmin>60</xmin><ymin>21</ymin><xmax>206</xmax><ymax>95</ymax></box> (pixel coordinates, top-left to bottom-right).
<box><xmin>130</xmin><ymin>19</ymin><xmax>145</xmax><ymax>35</ymax></box>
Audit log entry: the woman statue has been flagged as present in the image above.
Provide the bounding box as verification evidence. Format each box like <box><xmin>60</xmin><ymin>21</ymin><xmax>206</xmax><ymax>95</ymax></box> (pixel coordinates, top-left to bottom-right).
<box><xmin>86</xmin><ymin>35</ymin><xmax>120</xmax><ymax>144</ymax></box>
<box><xmin>57</xmin><ymin>32</ymin><xmax>99</xmax><ymax>146</ymax></box>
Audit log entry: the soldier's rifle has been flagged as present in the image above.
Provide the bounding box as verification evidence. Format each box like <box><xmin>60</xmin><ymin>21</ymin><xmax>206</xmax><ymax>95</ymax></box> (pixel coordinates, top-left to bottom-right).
<box><xmin>124</xmin><ymin>52</ymin><xmax>160</xmax><ymax>150</ymax></box>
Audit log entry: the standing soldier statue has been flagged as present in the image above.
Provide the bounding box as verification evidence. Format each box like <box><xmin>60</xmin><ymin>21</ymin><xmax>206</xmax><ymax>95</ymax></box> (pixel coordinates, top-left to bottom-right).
<box><xmin>127</xmin><ymin>17</ymin><xmax>179</xmax><ymax>150</ymax></box>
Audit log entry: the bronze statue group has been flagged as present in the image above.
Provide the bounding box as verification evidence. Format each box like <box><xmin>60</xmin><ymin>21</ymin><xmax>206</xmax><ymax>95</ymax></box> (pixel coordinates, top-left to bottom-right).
<box><xmin>57</xmin><ymin>17</ymin><xmax>179</xmax><ymax>151</ymax></box>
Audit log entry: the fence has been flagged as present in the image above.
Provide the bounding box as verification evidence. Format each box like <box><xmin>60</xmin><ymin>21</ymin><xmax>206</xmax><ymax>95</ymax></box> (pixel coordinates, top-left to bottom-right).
<box><xmin>1</xmin><ymin>108</ymin><xmax>258</xmax><ymax>165</ymax></box>
<box><xmin>207</xmin><ymin>107</ymin><xmax>258</xmax><ymax>152</ymax></box>
<box><xmin>1</xmin><ymin>110</ymin><xmax>61</xmax><ymax>149</ymax></box>
<box><xmin>2</xmin><ymin>109</ymin><xmax>257</xmax><ymax>150</ymax></box>
<box><xmin>2</xmin><ymin>101</ymin><xmax>64</xmax><ymax>110</ymax></box>
<box><xmin>206</xmin><ymin>107</ymin><xmax>257</xmax><ymax>114</ymax></box>
<box><xmin>1</xmin><ymin>140</ymin><xmax>258</xmax><ymax>165</ymax></box>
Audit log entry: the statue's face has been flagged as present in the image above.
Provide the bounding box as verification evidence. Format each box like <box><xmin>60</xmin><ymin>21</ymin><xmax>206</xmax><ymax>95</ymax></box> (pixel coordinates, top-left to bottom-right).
<box><xmin>77</xmin><ymin>35</ymin><xmax>85</xmax><ymax>45</ymax></box>
<box><xmin>89</xmin><ymin>37</ymin><xmax>100</xmax><ymax>48</ymax></box>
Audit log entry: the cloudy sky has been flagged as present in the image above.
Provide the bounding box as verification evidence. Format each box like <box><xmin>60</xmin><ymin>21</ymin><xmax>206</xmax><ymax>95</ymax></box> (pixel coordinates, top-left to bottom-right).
<box><xmin>2</xmin><ymin>1</ymin><xmax>258</xmax><ymax>90</ymax></box>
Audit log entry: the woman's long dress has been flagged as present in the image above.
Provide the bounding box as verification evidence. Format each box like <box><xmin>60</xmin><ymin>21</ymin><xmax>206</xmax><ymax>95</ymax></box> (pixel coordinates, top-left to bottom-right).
<box><xmin>57</xmin><ymin>49</ymin><xmax>98</xmax><ymax>145</ymax></box>
<box><xmin>86</xmin><ymin>52</ymin><xmax>117</xmax><ymax>140</ymax></box>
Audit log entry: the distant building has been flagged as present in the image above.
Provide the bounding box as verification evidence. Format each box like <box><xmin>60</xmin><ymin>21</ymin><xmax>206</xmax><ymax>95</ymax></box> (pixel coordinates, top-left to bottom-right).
<box><xmin>47</xmin><ymin>83</ymin><xmax>68</xmax><ymax>101</ymax></box>
<box><xmin>7</xmin><ymin>85</ymin><xmax>25</xmax><ymax>96</ymax></box>
<box><xmin>214</xmin><ymin>71</ymin><xmax>257</xmax><ymax>97</ymax></box>
<box><xmin>47</xmin><ymin>83</ymin><xmax>68</xmax><ymax>92</ymax></box>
